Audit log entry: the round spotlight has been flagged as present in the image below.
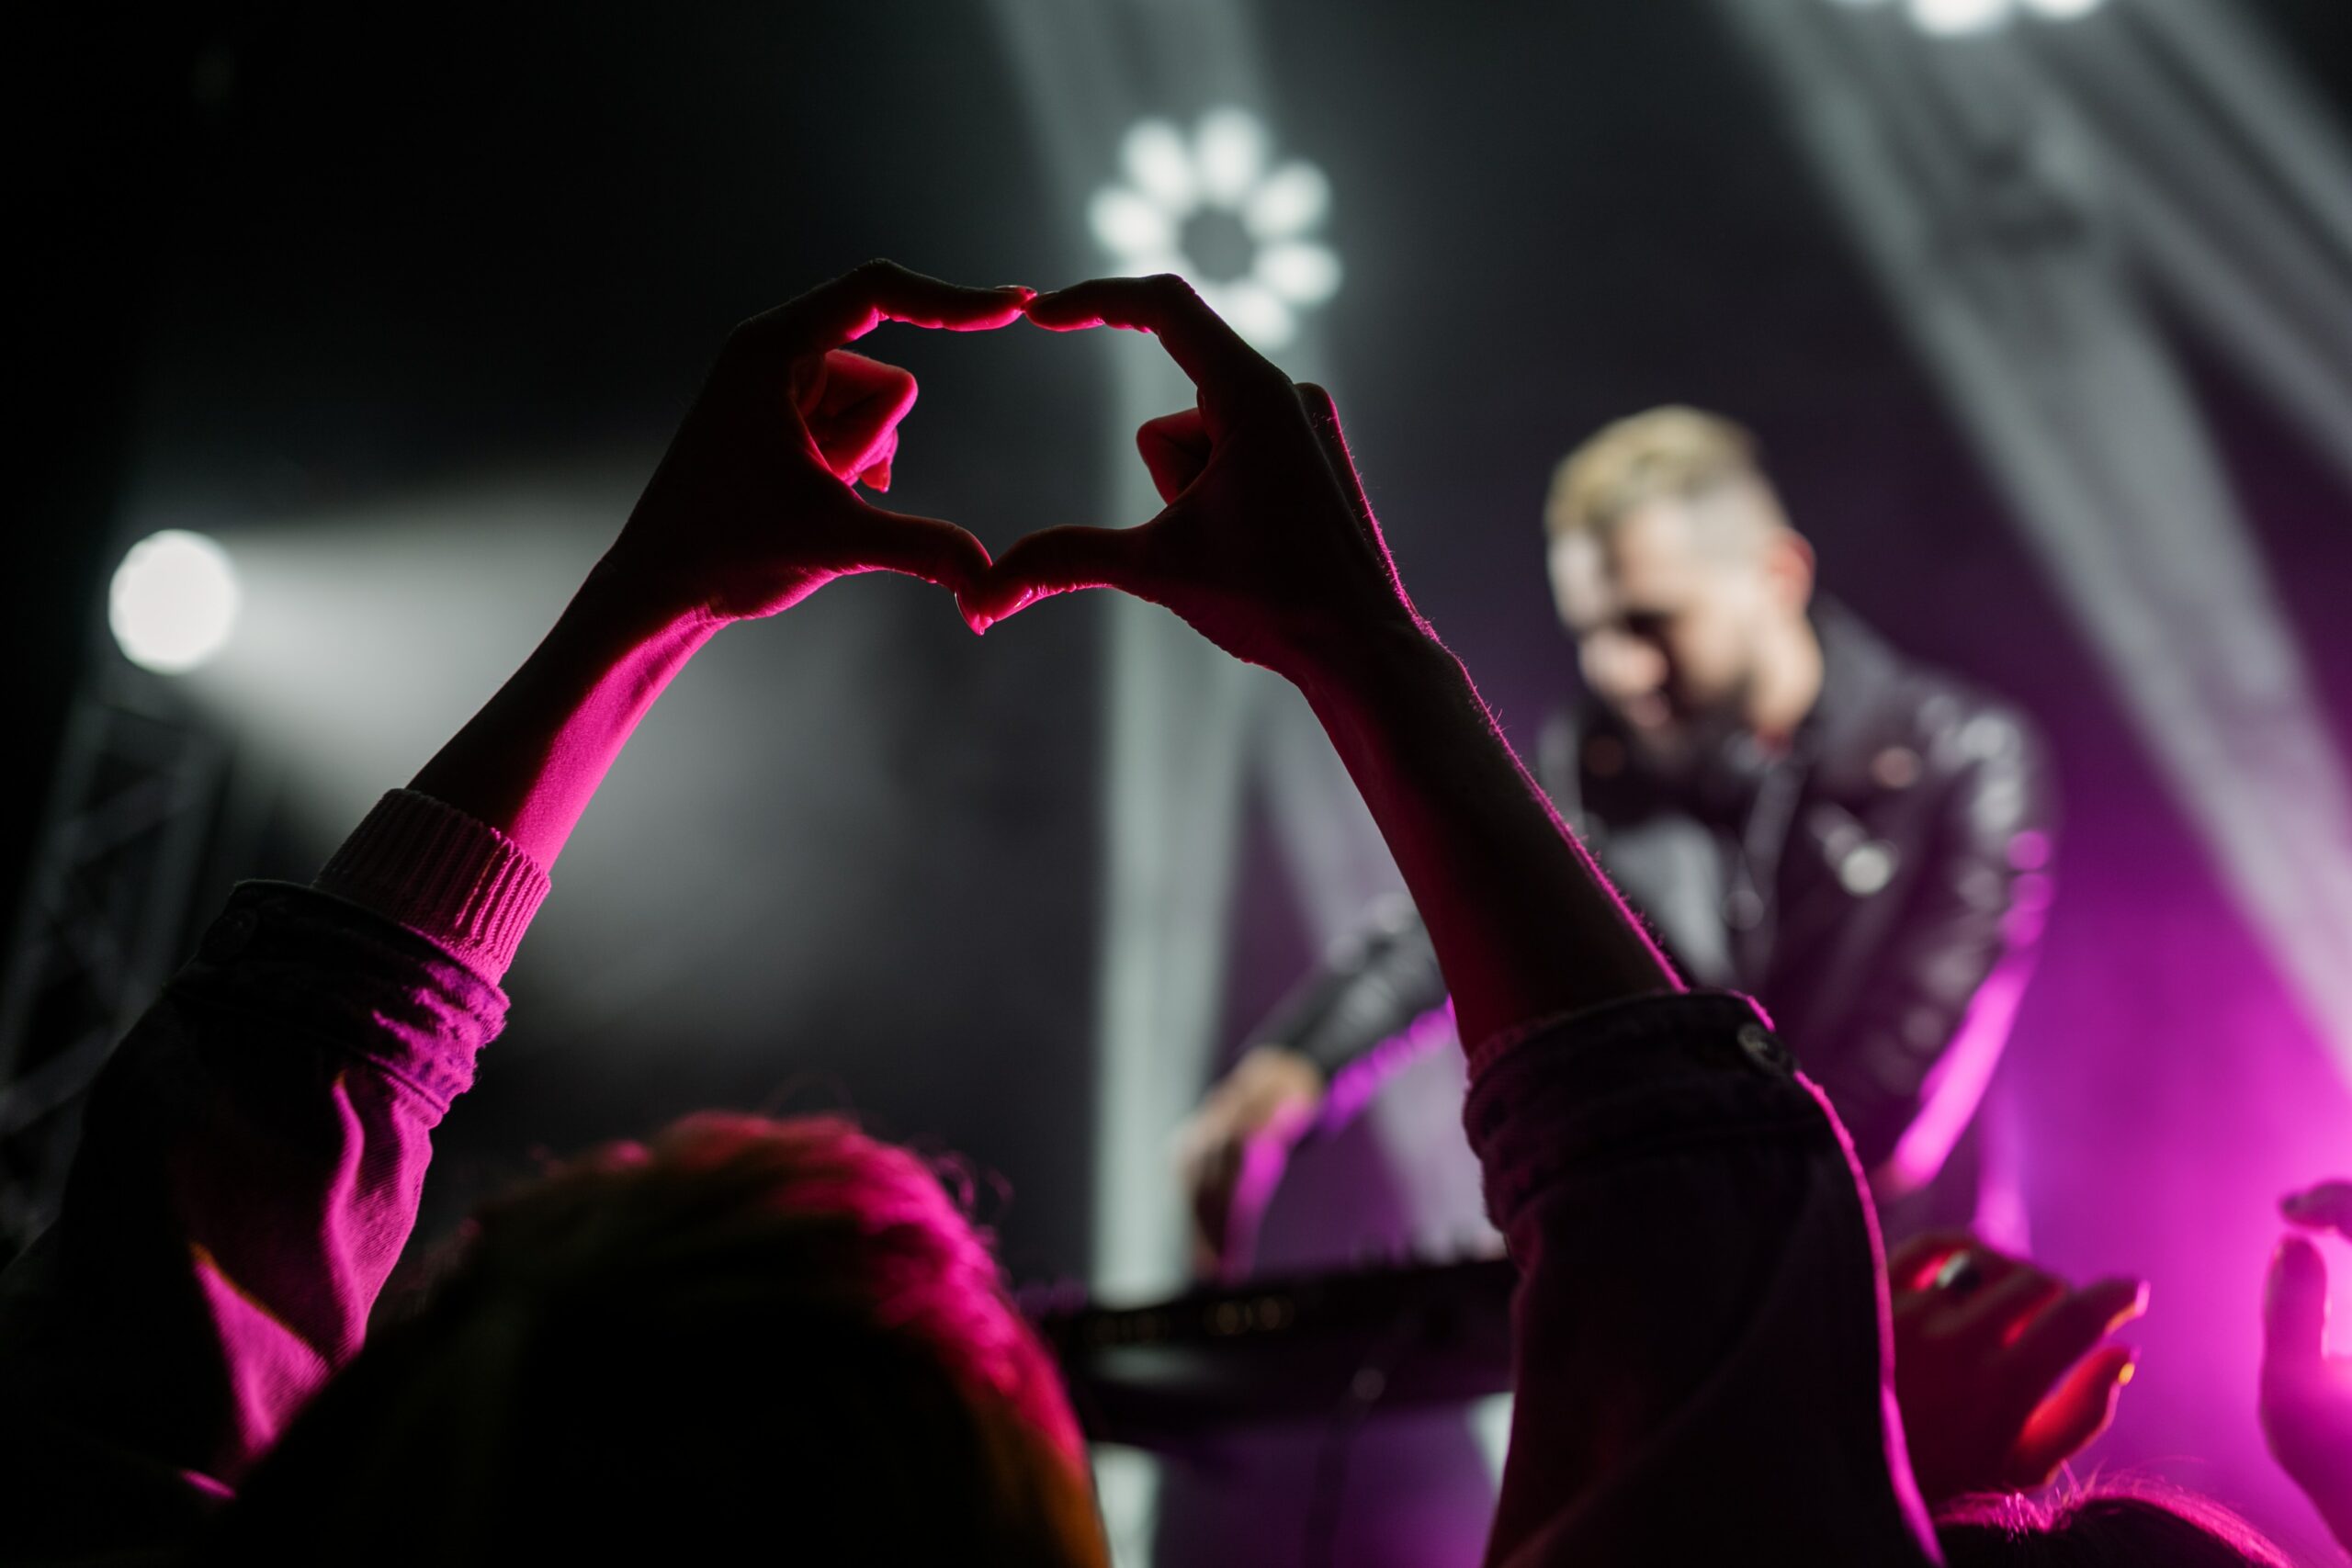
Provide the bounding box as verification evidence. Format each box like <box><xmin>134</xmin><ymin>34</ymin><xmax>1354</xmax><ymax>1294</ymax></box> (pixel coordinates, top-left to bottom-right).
<box><xmin>1909</xmin><ymin>0</ymin><xmax>2012</xmax><ymax>33</ymax></box>
<box><xmin>109</xmin><ymin>529</ymin><xmax>240</xmax><ymax>673</ymax></box>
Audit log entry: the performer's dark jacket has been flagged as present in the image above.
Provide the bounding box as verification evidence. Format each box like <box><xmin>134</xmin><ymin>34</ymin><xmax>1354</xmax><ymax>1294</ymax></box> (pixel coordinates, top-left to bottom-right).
<box><xmin>1261</xmin><ymin>604</ymin><xmax>2056</xmax><ymax>1237</ymax></box>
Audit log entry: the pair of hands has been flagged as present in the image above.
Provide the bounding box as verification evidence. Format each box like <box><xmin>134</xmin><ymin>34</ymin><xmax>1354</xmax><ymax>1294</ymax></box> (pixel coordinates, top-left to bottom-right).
<box><xmin>605</xmin><ymin>259</ymin><xmax>1420</xmax><ymax>686</ymax></box>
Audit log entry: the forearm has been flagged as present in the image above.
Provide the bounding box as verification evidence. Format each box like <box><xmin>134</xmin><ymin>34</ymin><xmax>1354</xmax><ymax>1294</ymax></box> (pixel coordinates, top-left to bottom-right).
<box><xmin>409</xmin><ymin>558</ymin><xmax>720</xmax><ymax>871</ymax></box>
<box><xmin>1297</xmin><ymin>625</ymin><xmax>1679</xmax><ymax>1055</ymax></box>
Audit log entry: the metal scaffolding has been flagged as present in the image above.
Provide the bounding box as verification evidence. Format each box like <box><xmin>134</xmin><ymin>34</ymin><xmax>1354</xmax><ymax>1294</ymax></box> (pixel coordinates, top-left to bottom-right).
<box><xmin>0</xmin><ymin>671</ymin><xmax>226</xmax><ymax>1260</ymax></box>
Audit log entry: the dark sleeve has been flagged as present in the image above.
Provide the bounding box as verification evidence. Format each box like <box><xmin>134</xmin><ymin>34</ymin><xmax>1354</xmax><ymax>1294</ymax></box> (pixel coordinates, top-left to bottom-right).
<box><xmin>0</xmin><ymin>884</ymin><xmax>509</xmax><ymax>1562</ymax></box>
<box><xmin>1813</xmin><ymin>705</ymin><xmax>2055</xmax><ymax>1174</ymax></box>
<box><xmin>1463</xmin><ymin>993</ymin><xmax>1940</xmax><ymax>1566</ymax></box>
<box><xmin>1250</xmin><ymin>893</ymin><xmax>1451</xmax><ymax>1085</ymax></box>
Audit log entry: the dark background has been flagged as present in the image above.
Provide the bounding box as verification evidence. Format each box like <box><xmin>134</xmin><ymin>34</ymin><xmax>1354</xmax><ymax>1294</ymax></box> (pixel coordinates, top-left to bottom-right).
<box><xmin>15</xmin><ymin>0</ymin><xmax>2352</xmax><ymax>1552</ymax></box>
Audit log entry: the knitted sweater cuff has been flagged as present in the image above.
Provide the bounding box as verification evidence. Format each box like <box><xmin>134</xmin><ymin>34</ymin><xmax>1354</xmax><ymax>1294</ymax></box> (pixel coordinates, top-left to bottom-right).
<box><xmin>313</xmin><ymin>790</ymin><xmax>551</xmax><ymax>983</ymax></box>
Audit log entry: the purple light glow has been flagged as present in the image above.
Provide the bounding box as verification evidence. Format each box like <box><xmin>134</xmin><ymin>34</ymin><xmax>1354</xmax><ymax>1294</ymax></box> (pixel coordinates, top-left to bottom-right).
<box><xmin>2006</xmin><ymin>849</ymin><xmax>2352</xmax><ymax>1559</ymax></box>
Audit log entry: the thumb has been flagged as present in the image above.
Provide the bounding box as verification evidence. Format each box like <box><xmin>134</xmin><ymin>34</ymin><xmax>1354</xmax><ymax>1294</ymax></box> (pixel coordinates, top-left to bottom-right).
<box><xmin>2007</xmin><ymin>1344</ymin><xmax>2138</xmax><ymax>1488</ymax></box>
<box><xmin>2267</xmin><ymin>1235</ymin><xmax>2331</xmax><ymax>1371</ymax></box>
<box><xmin>964</xmin><ymin>524</ymin><xmax>1159</xmax><ymax>630</ymax></box>
<box><xmin>1136</xmin><ymin>410</ymin><xmax>1211</xmax><ymax>502</ymax></box>
<box><xmin>2284</xmin><ymin>1182</ymin><xmax>2352</xmax><ymax>1239</ymax></box>
<box><xmin>838</xmin><ymin>504</ymin><xmax>993</xmax><ymax>600</ymax></box>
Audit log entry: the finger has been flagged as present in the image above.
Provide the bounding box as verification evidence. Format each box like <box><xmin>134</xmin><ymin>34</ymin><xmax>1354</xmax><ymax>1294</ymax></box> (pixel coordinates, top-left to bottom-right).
<box><xmin>834</xmin><ymin>505</ymin><xmax>993</xmax><ymax>598</ymax></box>
<box><xmin>810</xmin><ymin>350</ymin><xmax>918</xmax><ymax>422</ymax></box>
<box><xmin>849</xmin><ymin>428</ymin><xmax>899</xmax><ymax>492</ymax></box>
<box><xmin>2284</xmin><ymin>1182</ymin><xmax>2352</xmax><ymax>1238</ymax></box>
<box><xmin>1888</xmin><ymin>1231</ymin><xmax>1983</xmax><ymax>1293</ymax></box>
<box><xmin>777</xmin><ymin>261</ymin><xmax>1034</xmax><ymax>353</ymax></box>
<box><xmin>1136</xmin><ymin>409</ymin><xmax>1212</xmax><ymax>502</ymax></box>
<box><xmin>808</xmin><ymin>355</ymin><xmax>918</xmax><ymax>479</ymax></box>
<box><xmin>2007</xmin><ymin>1344</ymin><xmax>2138</xmax><ymax>1487</ymax></box>
<box><xmin>1934</xmin><ymin>1257</ymin><xmax>2057</xmax><ymax>1346</ymax></box>
<box><xmin>1189</xmin><ymin>1140</ymin><xmax>1242</xmax><ymax>1267</ymax></box>
<box><xmin>1025</xmin><ymin>275</ymin><xmax>1284</xmax><ymax>398</ymax></box>
<box><xmin>1996</xmin><ymin>1278</ymin><xmax>2149</xmax><ymax>1415</ymax></box>
<box><xmin>2266</xmin><ymin>1235</ymin><xmax>2331</xmax><ymax>1371</ymax></box>
<box><xmin>817</xmin><ymin>415</ymin><xmax>904</xmax><ymax>485</ymax></box>
<box><xmin>963</xmin><ymin>523</ymin><xmax>1159</xmax><ymax>630</ymax></box>
<box><xmin>1219</xmin><ymin>1136</ymin><xmax>1286</xmax><ymax>1282</ymax></box>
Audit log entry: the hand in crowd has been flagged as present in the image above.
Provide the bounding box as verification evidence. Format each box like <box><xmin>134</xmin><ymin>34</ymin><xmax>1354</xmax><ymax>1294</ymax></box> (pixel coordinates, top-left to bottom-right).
<box><xmin>1173</xmin><ymin>1044</ymin><xmax>1327</xmax><ymax>1279</ymax></box>
<box><xmin>606</xmin><ymin>260</ymin><xmax>1030</xmax><ymax>624</ymax></box>
<box><xmin>962</xmin><ymin>274</ymin><xmax>1424</xmax><ymax>682</ymax></box>
<box><xmin>2262</xmin><ymin>1181</ymin><xmax>2352</xmax><ymax>1550</ymax></box>
<box><xmin>1883</xmin><ymin>1233</ymin><xmax>2147</xmax><ymax>1506</ymax></box>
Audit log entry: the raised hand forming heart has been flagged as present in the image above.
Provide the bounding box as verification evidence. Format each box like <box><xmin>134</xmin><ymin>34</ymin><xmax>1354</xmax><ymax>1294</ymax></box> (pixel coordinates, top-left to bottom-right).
<box><xmin>964</xmin><ymin>274</ymin><xmax>1427</xmax><ymax>689</ymax></box>
<box><xmin>605</xmin><ymin>260</ymin><xmax>1032</xmax><ymax>625</ymax></box>
<box><xmin>605</xmin><ymin>257</ymin><xmax>1424</xmax><ymax>697</ymax></box>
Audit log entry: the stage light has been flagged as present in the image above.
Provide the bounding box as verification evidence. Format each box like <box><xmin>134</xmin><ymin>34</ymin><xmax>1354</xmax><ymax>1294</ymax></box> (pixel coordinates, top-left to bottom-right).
<box><xmin>1087</xmin><ymin>186</ymin><xmax>1177</xmax><ymax>265</ymax></box>
<box><xmin>1120</xmin><ymin>118</ymin><xmax>1197</xmax><ymax>218</ymax></box>
<box><xmin>1244</xmin><ymin>162</ymin><xmax>1331</xmax><ymax>243</ymax></box>
<box><xmin>1199</xmin><ymin>279</ymin><xmax>1294</xmax><ymax>350</ymax></box>
<box><xmin>1089</xmin><ymin>107</ymin><xmax>1340</xmax><ymax>349</ymax></box>
<box><xmin>1909</xmin><ymin>0</ymin><xmax>2013</xmax><ymax>34</ymax></box>
<box><xmin>1193</xmin><ymin>107</ymin><xmax>1268</xmax><ymax>207</ymax></box>
<box><xmin>1254</xmin><ymin>240</ymin><xmax>1343</xmax><ymax>308</ymax></box>
<box><xmin>108</xmin><ymin>529</ymin><xmax>241</xmax><ymax>673</ymax></box>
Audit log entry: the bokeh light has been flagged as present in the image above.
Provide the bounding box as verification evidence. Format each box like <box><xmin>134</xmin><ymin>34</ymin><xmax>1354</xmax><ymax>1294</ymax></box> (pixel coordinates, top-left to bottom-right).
<box><xmin>108</xmin><ymin>530</ymin><xmax>241</xmax><ymax>674</ymax></box>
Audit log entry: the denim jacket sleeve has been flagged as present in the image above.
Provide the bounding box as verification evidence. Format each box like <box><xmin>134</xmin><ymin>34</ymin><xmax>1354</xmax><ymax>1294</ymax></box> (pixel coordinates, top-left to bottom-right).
<box><xmin>1464</xmin><ymin>992</ymin><xmax>1943</xmax><ymax>1567</ymax></box>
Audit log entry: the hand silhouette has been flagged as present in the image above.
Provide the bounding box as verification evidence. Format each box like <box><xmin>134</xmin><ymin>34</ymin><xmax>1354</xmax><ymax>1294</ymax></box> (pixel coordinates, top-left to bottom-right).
<box><xmin>963</xmin><ymin>274</ymin><xmax>1422</xmax><ymax>686</ymax></box>
<box><xmin>609</xmin><ymin>260</ymin><xmax>1030</xmax><ymax>624</ymax></box>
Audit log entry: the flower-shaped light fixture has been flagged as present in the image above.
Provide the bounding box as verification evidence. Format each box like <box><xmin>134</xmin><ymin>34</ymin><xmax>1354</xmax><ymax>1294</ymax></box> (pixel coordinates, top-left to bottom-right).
<box><xmin>1087</xmin><ymin>107</ymin><xmax>1340</xmax><ymax>349</ymax></box>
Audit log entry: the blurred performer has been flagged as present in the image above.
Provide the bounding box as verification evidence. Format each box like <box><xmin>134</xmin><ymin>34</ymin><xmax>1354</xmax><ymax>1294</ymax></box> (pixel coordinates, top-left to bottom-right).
<box><xmin>1182</xmin><ymin>407</ymin><xmax>2056</xmax><ymax>1260</ymax></box>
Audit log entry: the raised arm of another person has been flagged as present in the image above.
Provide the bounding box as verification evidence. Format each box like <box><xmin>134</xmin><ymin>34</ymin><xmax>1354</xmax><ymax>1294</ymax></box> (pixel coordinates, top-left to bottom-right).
<box><xmin>0</xmin><ymin>263</ymin><xmax>1027</xmax><ymax>1563</ymax></box>
<box><xmin>1882</xmin><ymin>1232</ymin><xmax>2145</xmax><ymax>1507</ymax></box>
<box><xmin>965</xmin><ymin>276</ymin><xmax>1940</xmax><ymax>1565</ymax></box>
<box><xmin>2264</xmin><ymin>1181</ymin><xmax>2352</xmax><ymax>1555</ymax></box>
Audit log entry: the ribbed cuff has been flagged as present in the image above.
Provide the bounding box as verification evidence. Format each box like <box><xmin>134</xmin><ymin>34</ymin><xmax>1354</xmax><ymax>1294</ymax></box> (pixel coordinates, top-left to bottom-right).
<box><xmin>314</xmin><ymin>790</ymin><xmax>551</xmax><ymax>984</ymax></box>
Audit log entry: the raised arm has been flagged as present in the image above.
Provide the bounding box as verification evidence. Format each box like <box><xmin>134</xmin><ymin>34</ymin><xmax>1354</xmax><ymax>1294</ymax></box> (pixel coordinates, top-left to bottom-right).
<box><xmin>410</xmin><ymin>263</ymin><xmax>1028</xmax><ymax>867</ymax></box>
<box><xmin>967</xmin><ymin>276</ymin><xmax>1938</xmax><ymax>1565</ymax></box>
<box><xmin>0</xmin><ymin>263</ymin><xmax>1028</xmax><ymax>1560</ymax></box>
<box><xmin>966</xmin><ymin>276</ymin><xmax>1675</xmax><ymax>1052</ymax></box>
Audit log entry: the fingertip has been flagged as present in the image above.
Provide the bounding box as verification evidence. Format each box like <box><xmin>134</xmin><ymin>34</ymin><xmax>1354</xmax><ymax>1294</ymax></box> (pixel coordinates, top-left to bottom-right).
<box><xmin>2084</xmin><ymin>1277</ymin><xmax>2151</xmax><ymax>1332</ymax></box>
<box><xmin>2281</xmin><ymin>1182</ymin><xmax>2352</xmax><ymax>1236</ymax></box>
<box><xmin>2265</xmin><ymin>1235</ymin><xmax>2329</xmax><ymax>1361</ymax></box>
<box><xmin>2270</xmin><ymin>1235</ymin><xmax>2326</xmax><ymax>1300</ymax></box>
